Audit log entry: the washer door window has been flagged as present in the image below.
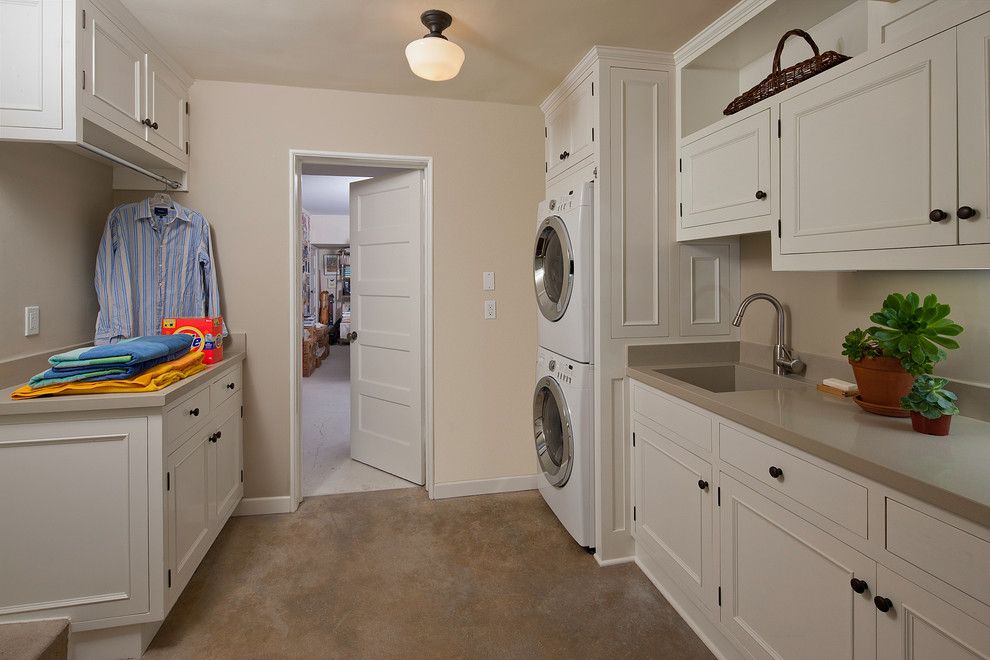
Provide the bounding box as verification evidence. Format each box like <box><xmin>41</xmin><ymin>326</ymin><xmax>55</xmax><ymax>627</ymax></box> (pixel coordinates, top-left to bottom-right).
<box><xmin>534</xmin><ymin>215</ymin><xmax>574</xmax><ymax>322</ymax></box>
<box><xmin>533</xmin><ymin>375</ymin><xmax>574</xmax><ymax>488</ymax></box>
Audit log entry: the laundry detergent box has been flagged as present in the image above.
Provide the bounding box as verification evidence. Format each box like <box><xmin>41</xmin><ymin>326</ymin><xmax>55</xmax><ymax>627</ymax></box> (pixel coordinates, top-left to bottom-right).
<box><xmin>162</xmin><ymin>316</ymin><xmax>224</xmax><ymax>364</ymax></box>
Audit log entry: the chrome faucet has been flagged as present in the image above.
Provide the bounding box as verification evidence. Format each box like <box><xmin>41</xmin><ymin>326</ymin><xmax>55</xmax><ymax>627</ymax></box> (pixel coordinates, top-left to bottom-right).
<box><xmin>731</xmin><ymin>293</ymin><xmax>806</xmax><ymax>376</ymax></box>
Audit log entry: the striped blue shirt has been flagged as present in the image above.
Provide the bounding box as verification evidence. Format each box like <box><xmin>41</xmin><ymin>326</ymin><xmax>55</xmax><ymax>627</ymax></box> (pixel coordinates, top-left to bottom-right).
<box><xmin>94</xmin><ymin>199</ymin><xmax>222</xmax><ymax>344</ymax></box>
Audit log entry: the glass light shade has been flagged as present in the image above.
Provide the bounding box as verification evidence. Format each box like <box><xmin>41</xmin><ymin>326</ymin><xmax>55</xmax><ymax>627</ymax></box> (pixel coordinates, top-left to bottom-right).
<box><xmin>405</xmin><ymin>36</ymin><xmax>465</xmax><ymax>81</ymax></box>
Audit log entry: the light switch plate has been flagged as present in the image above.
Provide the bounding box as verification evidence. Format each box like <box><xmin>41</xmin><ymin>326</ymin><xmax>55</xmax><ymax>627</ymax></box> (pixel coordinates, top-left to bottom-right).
<box><xmin>24</xmin><ymin>306</ymin><xmax>39</xmax><ymax>336</ymax></box>
<box><xmin>483</xmin><ymin>271</ymin><xmax>495</xmax><ymax>291</ymax></box>
<box><xmin>484</xmin><ymin>300</ymin><xmax>497</xmax><ymax>320</ymax></box>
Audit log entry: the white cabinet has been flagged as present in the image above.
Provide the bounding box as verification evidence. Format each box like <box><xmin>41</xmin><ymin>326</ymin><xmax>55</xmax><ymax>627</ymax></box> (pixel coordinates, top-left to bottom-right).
<box><xmin>146</xmin><ymin>53</ymin><xmax>188</xmax><ymax>159</ymax></box>
<box><xmin>0</xmin><ymin>0</ymin><xmax>66</xmax><ymax>134</ymax></box>
<box><xmin>679</xmin><ymin>110</ymin><xmax>772</xmax><ymax>239</ymax></box>
<box><xmin>545</xmin><ymin>71</ymin><xmax>596</xmax><ymax>181</ymax></box>
<box><xmin>83</xmin><ymin>0</ymin><xmax>145</xmax><ymax>140</ymax></box>
<box><xmin>958</xmin><ymin>12</ymin><xmax>990</xmax><ymax>246</ymax></box>
<box><xmin>633</xmin><ymin>421</ymin><xmax>715</xmax><ymax>608</ymax></box>
<box><xmin>213</xmin><ymin>403</ymin><xmax>243</xmax><ymax>525</ymax></box>
<box><xmin>166</xmin><ymin>431</ymin><xmax>212</xmax><ymax>602</ymax></box>
<box><xmin>779</xmin><ymin>30</ymin><xmax>957</xmax><ymax>255</ymax></box>
<box><xmin>876</xmin><ymin>566</ymin><xmax>990</xmax><ymax>659</ymax></box>
<box><xmin>719</xmin><ymin>475</ymin><xmax>877</xmax><ymax>660</ymax></box>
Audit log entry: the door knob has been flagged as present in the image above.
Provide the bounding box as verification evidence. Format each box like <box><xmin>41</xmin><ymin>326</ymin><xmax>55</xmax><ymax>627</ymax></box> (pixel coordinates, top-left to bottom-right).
<box><xmin>874</xmin><ymin>596</ymin><xmax>893</xmax><ymax>613</ymax></box>
<box><xmin>347</xmin><ymin>331</ymin><xmax>358</xmax><ymax>341</ymax></box>
<box><xmin>189</xmin><ymin>407</ymin><xmax>200</xmax><ymax>417</ymax></box>
<box><xmin>142</xmin><ymin>118</ymin><xmax>159</xmax><ymax>130</ymax></box>
<box><xmin>208</xmin><ymin>432</ymin><xmax>218</xmax><ymax>443</ymax></box>
<box><xmin>226</xmin><ymin>382</ymin><xmax>235</xmax><ymax>390</ymax></box>
<box><xmin>559</xmin><ymin>150</ymin><xmax>569</xmax><ymax>160</ymax></box>
<box><xmin>850</xmin><ymin>578</ymin><xmax>869</xmax><ymax>594</ymax></box>
<box><xmin>768</xmin><ymin>466</ymin><xmax>783</xmax><ymax>479</ymax></box>
<box><xmin>957</xmin><ymin>206</ymin><xmax>977</xmax><ymax>220</ymax></box>
<box><xmin>698</xmin><ymin>480</ymin><xmax>709</xmax><ymax>490</ymax></box>
<box><xmin>755</xmin><ymin>190</ymin><xmax>767</xmax><ymax>200</ymax></box>
<box><xmin>929</xmin><ymin>209</ymin><xmax>949</xmax><ymax>222</ymax></box>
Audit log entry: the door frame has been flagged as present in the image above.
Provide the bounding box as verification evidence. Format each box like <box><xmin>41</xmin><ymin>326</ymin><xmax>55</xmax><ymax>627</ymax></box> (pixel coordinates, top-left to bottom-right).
<box><xmin>287</xmin><ymin>150</ymin><xmax>435</xmax><ymax>510</ymax></box>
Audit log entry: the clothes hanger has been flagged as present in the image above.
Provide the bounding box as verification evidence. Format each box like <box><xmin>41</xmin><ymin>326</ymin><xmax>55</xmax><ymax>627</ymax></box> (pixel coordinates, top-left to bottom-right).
<box><xmin>150</xmin><ymin>183</ymin><xmax>173</xmax><ymax>210</ymax></box>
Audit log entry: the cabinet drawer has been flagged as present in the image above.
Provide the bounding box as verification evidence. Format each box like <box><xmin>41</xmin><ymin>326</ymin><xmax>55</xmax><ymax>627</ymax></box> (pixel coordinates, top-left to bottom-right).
<box><xmin>165</xmin><ymin>385</ymin><xmax>211</xmax><ymax>451</ymax></box>
<box><xmin>719</xmin><ymin>424</ymin><xmax>868</xmax><ymax>537</ymax></box>
<box><xmin>632</xmin><ymin>383</ymin><xmax>711</xmax><ymax>452</ymax></box>
<box><xmin>886</xmin><ymin>498</ymin><xmax>990</xmax><ymax>606</ymax></box>
<box><xmin>211</xmin><ymin>364</ymin><xmax>242</xmax><ymax>411</ymax></box>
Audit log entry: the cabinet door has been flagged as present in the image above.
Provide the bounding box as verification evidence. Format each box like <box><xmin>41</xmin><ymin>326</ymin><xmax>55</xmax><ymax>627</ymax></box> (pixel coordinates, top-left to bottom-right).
<box><xmin>546</xmin><ymin>71</ymin><xmax>595</xmax><ymax>180</ymax></box>
<box><xmin>146</xmin><ymin>54</ymin><xmax>188</xmax><ymax>161</ymax></box>
<box><xmin>779</xmin><ymin>30</ymin><xmax>957</xmax><ymax>254</ymax></box>
<box><xmin>166</xmin><ymin>432</ymin><xmax>211</xmax><ymax>605</ymax></box>
<box><xmin>680</xmin><ymin>110</ymin><xmax>772</xmax><ymax>232</ymax></box>
<box><xmin>633</xmin><ymin>421</ymin><xmax>714</xmax><ymax>607</ymax></box>
<box><xmin>82</xmin><ymin>1</ymin><xmax>145</xmax><ymax>140</ymax></box>
<box><xmin>876</xmin><ymin>566</ymin><xmax>990</xmax><ymax>659</ymax></box>
<box><xmin>0</xmin><ymin>0</ymin><xmax>63</xmax><ymax>132</ymax></box>
<box><xmin>720</xmin><ymin>475</ymin><xmax>877</xmax><ymax>660</ymax></box>
<box><xmin>212</xmin><ymin>407</ymin><xmax>242</xmax><ymax>526</ymax></box>
<box><xmin>958</xmin><ymin>12</ymin><xmax>990</xmax><ymax>245</ymax></box>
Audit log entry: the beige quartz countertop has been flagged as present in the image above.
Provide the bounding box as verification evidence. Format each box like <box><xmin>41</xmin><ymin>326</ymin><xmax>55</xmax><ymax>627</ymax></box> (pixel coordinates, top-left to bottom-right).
<box><xmin>628</xmin><ymin>363</ymin><xmax>990</xmax><ymax>530</ymax></box>
<box><xmin>0</xmin><ymin>347</ymin><xmax>245</xmax><ymax>417</ymax></box>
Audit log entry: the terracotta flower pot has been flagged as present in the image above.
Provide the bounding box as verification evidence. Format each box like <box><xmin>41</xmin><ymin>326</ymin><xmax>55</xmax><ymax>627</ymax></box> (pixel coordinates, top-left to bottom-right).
<box><xmin>910</xmin><ymin>411</ymin><xmax>952</xmax><ymax>436</ymax></box>
<box><xmin>849</xmin><ymin>356</ymin><xmax>914</xmax><ymax>408</ymax></box>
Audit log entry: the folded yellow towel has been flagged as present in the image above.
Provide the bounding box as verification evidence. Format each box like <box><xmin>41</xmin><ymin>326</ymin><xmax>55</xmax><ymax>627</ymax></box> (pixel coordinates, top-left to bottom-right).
<box><xmin>11</xmin><ymin>352</ymin><xmax>206</xmax><ymax>399</ymax></box>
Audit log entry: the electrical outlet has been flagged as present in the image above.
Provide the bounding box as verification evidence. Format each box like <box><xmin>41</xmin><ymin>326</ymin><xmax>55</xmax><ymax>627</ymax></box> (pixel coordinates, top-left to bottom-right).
<box><xmin>484</xmin><ymin>300</ymin><xmax>497</xmax><ymax>320</ymax></box>
<box><xmin>24</xmin><ymin>306</ymin><xmax>39</xmax><ymax>336</ymax></box>
<box><xmin>483</xmin><ymin>271</ymin><xmax>495</xmax><ymax>291</ymax></box>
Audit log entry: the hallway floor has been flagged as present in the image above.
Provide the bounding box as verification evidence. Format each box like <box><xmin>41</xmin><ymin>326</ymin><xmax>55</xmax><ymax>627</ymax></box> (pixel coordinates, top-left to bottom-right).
<box><xmin>145</xmin><ymin>488</ymin><xmax>713</xmax><ymax>659</ymax></box>
<box><xmin>302</xmin><ymin>344</ymin><xmax>416</xmax><ymax>495</ymax></box>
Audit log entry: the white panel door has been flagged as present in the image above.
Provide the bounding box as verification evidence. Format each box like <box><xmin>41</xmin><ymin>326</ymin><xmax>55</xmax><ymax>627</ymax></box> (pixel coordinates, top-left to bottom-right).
<box><xmin>680</xmin><ymin>110</ymin><xmax>772</xmax><ymax>231</ymax></box>
<box><xmin>212</xmin><ymin>405</ymin><xmax>242</xmax><ymax>526</ymax></box>
<box><xmin>146</xmin><ymin>54</ymin><xmax>187</xmax><ymax>161</ymax></box>
<box><xmin>780</xmin><ymin>30</ymin><xmax>957</xmax><ymax>254</ymax></box>
<box><xmin>546</xmin><ymin>71</ymin><xmax>595</xmax><ymax>180</ymax></box>
<box><xmin>633</xmin><ymin>421</ymin><xmax>714</xmax><ymax>608</ymax></box>
<box><xmin>166</xmin><ymin>432</ymin><xmax>211</xmax><ymax>605</ymax></box>
<box><xmin>609</xmin><ymin>66</ymin><xmax>671</xmax><ymax>338</ymax></box>
<box><xmin>876</xmin><ymin>566</ymin><xmax>990</xmax><ymax>660</ymax></box>
<box><xmin>678</xmin><ymin>241</ymin><xmax>733</xmax><ymax>337</ymax></box>
<box><xmin>349</xmin><ymin>171</ymin><xmax>424</xmax><ymax>485</ymax></box>
<box><xmin>83</xmin><ymin>1</ymin><xmax>145</xmax><ymax>139</ymax></box>
<box><xmin>0</xmin><ymin>0</ymin><xmax>63</xmax><ymax>131</ymax></box>
<box><xmin>958</xmin><ymin>12</ymin><xmax>990</xmax><ymax>246</ymax></box>
<box><xmin>0</xmin><ymin>417</ymin><xmax>149</xmax><ymax>624</ymax></box>
<box><xmin>720</xmin><ymin>475</ymin><xmax>877</xmax><ymax>660</ymax></box>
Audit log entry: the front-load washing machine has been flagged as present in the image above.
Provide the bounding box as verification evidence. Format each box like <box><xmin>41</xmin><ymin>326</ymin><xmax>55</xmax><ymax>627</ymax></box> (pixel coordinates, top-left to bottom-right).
<box><xmin>533</xmin><ymin>346</ymin><xmax>594</xmax><ymax>548</ymax></box>
<box><xmin>534</xmin><ymin>182</ymin><xmax>593</xmax><ymax>364</ymax></box>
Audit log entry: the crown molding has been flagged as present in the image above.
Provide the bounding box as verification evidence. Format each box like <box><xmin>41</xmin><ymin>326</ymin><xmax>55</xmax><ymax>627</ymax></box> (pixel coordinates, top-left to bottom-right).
<box><xmin>674</xmin><ymin>0</ymin><xmax>776</xmax><ymax>67</ymax></box>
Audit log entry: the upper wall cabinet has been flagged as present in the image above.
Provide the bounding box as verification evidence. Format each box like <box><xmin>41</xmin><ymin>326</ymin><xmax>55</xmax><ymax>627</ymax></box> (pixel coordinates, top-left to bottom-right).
<box><xmin>0</xmin><ymin>0</ymin><xmax>191</xmax><ymax>185</ymax></box>
<box><xmin>545</xmin><ymin>71</ymin><xmax>596</xmax><ymax>182</ymax></box>
<box><xmin>958</xmin><ymin>11</ymin><xmax>990</xmax><ymax>247</ymax></box>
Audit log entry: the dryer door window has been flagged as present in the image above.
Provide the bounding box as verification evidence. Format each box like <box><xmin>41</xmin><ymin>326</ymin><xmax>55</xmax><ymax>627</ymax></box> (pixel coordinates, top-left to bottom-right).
<box><xmin>534</xmin><ymin>215</ymin><xmax>574</xmax><ymax>322</ymax></box>
<box><xmin>533</xmin><ymin>375</ymin><xmax>574</xmax><ymax>488</ymax></box>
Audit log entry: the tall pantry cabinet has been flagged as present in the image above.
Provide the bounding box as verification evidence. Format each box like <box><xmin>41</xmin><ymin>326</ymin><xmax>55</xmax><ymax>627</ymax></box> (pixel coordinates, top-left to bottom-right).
<box><xmin>540</xmin><ymin>47</ymin><xmax>739</xmax><ymax>561</ymax></box>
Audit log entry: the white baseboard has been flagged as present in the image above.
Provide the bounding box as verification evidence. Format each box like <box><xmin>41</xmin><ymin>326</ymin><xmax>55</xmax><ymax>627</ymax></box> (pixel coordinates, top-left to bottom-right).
<box><xmin>595</xmin><ymin>554</ymin><xmax>635</xmax><ymax>567</ymax></box>
<box><xmin>233</xmin><ymin>496</ymin><xmax>293</xmax><ymax>516</ymax></box>
<box><xmin>431</xmin><ymin>474</ymin><xmax>539</xmax><ymax>499</ymax></box>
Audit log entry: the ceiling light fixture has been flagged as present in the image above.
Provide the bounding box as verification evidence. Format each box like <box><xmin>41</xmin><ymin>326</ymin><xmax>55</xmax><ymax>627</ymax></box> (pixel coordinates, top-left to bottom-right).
<box><xmin>405</xmin><ymin>9</ymin><xmax>464</xmax><ymax>82</ymax></box>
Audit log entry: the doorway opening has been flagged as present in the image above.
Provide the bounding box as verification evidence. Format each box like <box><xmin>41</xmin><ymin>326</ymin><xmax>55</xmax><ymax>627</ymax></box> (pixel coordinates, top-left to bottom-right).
<box><xmin>289</xmin><ymin>152</ymin><xmax>434</xmax><ymax>509</ymax></box>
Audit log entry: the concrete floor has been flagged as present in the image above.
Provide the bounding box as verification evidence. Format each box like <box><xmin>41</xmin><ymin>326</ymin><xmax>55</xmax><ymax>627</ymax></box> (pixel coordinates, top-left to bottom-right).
<box><xmin>144</xmin><ymin>488</ymin><xmax>713</xmax><ymax>659</ymax></box>
<box><xmin>302</xmin><ymin>344</ymin><xmax>416</xmax><ymax>496</ymax></box>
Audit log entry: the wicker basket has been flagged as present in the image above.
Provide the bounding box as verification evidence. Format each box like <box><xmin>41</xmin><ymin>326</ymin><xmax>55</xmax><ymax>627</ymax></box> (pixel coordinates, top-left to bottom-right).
<box><xmin>723</xmin><ymin>29</ymin><xmax>851</xmax><ymax>116</ymax></box>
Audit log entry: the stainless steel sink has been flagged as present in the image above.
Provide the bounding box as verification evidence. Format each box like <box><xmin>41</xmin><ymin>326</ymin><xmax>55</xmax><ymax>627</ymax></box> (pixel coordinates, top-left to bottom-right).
<box><xmin>653</xmin><ymin>364</ymin><xmax>810</xmax><ymax>393</ymax></box>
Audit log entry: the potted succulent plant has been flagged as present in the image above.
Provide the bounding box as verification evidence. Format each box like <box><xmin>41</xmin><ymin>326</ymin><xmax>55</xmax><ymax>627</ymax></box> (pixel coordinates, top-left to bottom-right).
<box><xmin>901</xmin><ymin>375</ymin><xmax>960</xmax><ymax>436</ymax></box>
<box><xmin>842</xmin><ymin>293</ymin><xmax>963</xmax><ymax>415</ymax></box>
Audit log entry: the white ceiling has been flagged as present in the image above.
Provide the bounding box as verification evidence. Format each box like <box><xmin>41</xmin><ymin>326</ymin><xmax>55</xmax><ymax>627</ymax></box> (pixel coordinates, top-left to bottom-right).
<box><xmin>120</xmin><ymin>0</ymin><xmax>738</xmax><ymax>105</ymax></box>
<box><xmin>301</xmin><ymin>176</ymin><xmax>369</xmax><ymax>215</ymax></box>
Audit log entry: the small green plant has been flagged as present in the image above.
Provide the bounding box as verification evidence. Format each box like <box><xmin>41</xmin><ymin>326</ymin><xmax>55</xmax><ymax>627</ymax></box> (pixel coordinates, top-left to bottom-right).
<box><xmin>842</xmin><ymin>292</ymin><xmax>963</xmax><ymax>376</ymax></box>
<box><xmin>901</xmin><ymin>375</ymin><xmax>960</xmax><ymax>419</ymax></box>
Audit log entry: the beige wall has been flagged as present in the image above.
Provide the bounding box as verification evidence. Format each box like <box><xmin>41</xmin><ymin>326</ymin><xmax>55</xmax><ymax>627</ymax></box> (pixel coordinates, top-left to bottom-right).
<box><xmin>0</xmin><ymin>143</ymin><xmax>111</xmax><ymax>362</ymax></box>
<box><xmin>739</xmin><ymin>234</ymin><xmax>990</xmax><ymax>385</ymax></box>
<box><xmin>116</xmin><ymin>80</ymin><xmax>544</xmax><ymax>497</ymax></box>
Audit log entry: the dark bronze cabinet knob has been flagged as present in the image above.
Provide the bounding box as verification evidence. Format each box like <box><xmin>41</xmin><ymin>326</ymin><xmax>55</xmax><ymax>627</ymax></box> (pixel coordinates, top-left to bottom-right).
<box><xmin>874</xmin><ymin>596</ymin><xmax>893</xmax><ymax>613</ymax></box>
<box><xmin>755</xmin><ymin>190</ymin><xmax>767</xmax><ymax>200</ymax></box>
<box><xmin>208</xmin><ymin>433</ymin><xmax>218</xmax><ymax>443</ymax></box>
<box><xmin>957</xmin><ymin>206</ymin><xmax>977</xmax><ymax>220</ymax></box>
<box><xmin>559</xmin><ymin>150</ymin><xmax>569</xmax><ymax>160</ymax></box>
<box><xmin>142</xmin><ymin>118</ymin><xmax>159</xmax><ymax>130</ymax></box>
<box><xmin>698</xmin><ymin>480</ymin><xmax>709</xmax><ymax>490</ymax></box>
<box><xmin>850</xmin><ymin>578</ymin><xmax>868</xmax><ymax>594</ymax></box>
<box><xmin>190</xmin><ymin>407</ymin><xmax>200</xmax><ymax>417</ymax></box>
<box><xmin>768</xmin><ymin>466</ymin><xmax>783</xmax><ymax>479</ymax></box>
<box><xmin>226</xmin><ymin>382</ymin><xmax>235</xmax><ymax>390</ymax></box>
<box><xmin>929</xmin><ymin>209</ymin><xmax>948</xmax><ymax>222</ymax></box>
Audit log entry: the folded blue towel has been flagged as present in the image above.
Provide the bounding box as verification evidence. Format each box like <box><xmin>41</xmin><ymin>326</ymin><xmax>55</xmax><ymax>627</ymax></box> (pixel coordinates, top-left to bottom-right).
<box><xmin>31</xmin><ymin>346</ymin><xmax>192</xmax><ymax>388</ymax></box>
<box><xmin>48</xmin><ymin>335</ymin><xmax>193</xmax><ymax>369</ymax></box>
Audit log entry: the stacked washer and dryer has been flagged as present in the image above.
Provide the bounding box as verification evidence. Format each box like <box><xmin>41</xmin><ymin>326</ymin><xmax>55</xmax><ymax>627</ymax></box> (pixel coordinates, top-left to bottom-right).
<box><xmin>532</xmin><ymin>182</ymin><xmax>595</xmax><ymax>549</ymax></box>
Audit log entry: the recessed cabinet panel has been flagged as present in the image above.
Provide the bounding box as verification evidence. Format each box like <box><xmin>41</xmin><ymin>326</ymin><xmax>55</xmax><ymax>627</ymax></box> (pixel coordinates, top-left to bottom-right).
<box><xmin>876</xmin><ymin>566</ymin><xmax>990</xmax><ymax>660</ymax></box>
<box><xmin>214</xmin><ymin>407</ymin><xmax>243</xmax><ymax>525</ymax></box>
<box><xmin>146</xmin><ymin>54</ymin><xmax>187</xmax><ymax>161</ymax></box>
<box><xmin>167</xmin><ymin>432</ymin><xmax>211</xmax><ymax>603</ymax></box>
<box><xmin>633</xmin><ymin>422</ymin><xmax>713</xmax><ymax>607</ymax></box>
<box><xmin>958</xmin><ymin>12</ymin><xmax>990</xmax><ymax>246</ymax></box>
<box><xmin>0</xmin><ymin>0</ymin><xmax>62</xmax><ymax>131</ymax></box>
<box><xmin>609</xmin><ymin>67</ymin><xmax>671</xmax><ymax>338</ymax></box>
<box><xmin>678</xmin><ymin>242</ymin><xmax>733</xmax><ymax>337</ymax></box>
<box><xmin>546</xmin><ymin>71</ymin><xmax>595</xmax><ymax>181</ymax></box>
<box><xmin>84</xmin><ymin>2</ymin><xmax>145</xmax><ymax>140</ymax></box>
<box><xmin>680</xmin><ymin>110</ymin><xmax>771</xmax><ymax>232</ymax></box>
<box><xmin>780</xmin><ymin>31</ymin><xmax>957</xmax><ymax>254</ymax></box>
<box><xmin>720</xmin><ymin>475</ymin><xmax>877</xmax><ymax>660</ymax></box>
